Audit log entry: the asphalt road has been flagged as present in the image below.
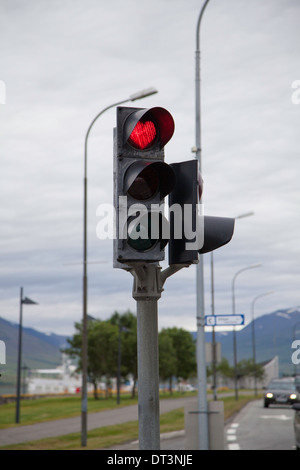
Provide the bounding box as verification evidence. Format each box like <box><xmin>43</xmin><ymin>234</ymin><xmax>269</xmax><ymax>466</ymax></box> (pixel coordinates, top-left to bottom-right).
<box><xmin>224</xmin><ymin>399</ymin><xmax>297</xmax><ymax>450</ymax></box>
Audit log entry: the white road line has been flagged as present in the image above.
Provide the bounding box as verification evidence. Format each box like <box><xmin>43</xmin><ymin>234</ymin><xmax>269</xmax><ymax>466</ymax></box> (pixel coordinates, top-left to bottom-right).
<box><xmin>228</xmin><ymin>443</ymin><xmax>240</xmax><ymax>450</ymax></box>
<box><xmin>226</xmin><ymin>423</ymin><xmax>240</xmax><ymax>450</ymax></box>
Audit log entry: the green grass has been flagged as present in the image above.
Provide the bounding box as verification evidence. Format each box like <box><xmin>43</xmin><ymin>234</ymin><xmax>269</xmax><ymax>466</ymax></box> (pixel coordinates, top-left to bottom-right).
<box><xmin>0</xmin><ymin>392</ymin><xmax>262</xmax><ymax>450</ymax></box>
<box><xmin>0</xmin><ymin>394</ymin><xmax>140</xmax><ymax>429</ymax></box>
<box><xmin>0</xmin><ymin>391</ymin><xmax>196</xmax><ymax>429</ymax></box>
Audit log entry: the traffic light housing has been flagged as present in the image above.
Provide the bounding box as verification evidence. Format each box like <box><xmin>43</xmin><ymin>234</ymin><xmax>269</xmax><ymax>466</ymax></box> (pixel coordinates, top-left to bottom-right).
<box><xmin>113</xmin><ymin>106</ymin><xmax>175</xmax><ymax>267</ymax></box>
<box><xmin>168</xmin><ymin>159</ymin><xmax>235</xmax><ymax>265</ymax></box>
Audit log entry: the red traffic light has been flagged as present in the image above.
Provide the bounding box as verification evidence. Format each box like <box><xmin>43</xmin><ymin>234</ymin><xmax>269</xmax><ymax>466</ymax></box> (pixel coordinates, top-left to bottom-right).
<box><xmin>128</xmin><ymin>119</ymin><xmax>157</xmax><ymax>150</ymax></box>
<box><xmin>124</xmin><ymin>107</ymin><xmax>175</xmax><ymax>150</ymax></box>
<box><xmin>114</xmin><ymin>105</ymin><xmax>175</xmax><ymax>265</ymax></box>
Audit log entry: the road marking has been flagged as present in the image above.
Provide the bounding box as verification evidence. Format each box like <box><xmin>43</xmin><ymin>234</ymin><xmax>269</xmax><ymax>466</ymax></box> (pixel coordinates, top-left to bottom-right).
<box><xmin>260</xmin><ymin>414</ymin><xmax>292</xmax><ymax>421</ymax></box>
<box><xmin>228</xmin><ymin>443</ymin><xmax>240</xmax><ymax>450</ymax></box>
<box><xmin>226</xmin><ymin>423</ymin><xmax>240</xmax><ymax>450</ymax></box>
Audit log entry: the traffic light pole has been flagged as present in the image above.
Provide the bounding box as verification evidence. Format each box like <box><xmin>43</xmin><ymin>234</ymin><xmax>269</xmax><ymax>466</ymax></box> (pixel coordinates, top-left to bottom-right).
<box><xmin>130</xmin><ymin>263</ymin><xmax>187</xmax><ymax>450</ymax></box>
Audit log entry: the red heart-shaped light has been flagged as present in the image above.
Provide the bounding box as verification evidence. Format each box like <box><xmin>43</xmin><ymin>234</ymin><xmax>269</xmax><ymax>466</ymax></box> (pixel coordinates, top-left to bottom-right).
<box><xmin>128</xmin><ymin>120</ymin><xmax>157</xmax><ymax>150</ymax></box>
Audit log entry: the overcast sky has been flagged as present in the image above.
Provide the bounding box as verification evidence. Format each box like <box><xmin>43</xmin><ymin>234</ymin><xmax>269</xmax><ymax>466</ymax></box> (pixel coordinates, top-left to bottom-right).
<box><xmin>1</xmin><ymin>0</ymin><xmax>300</xmax><ymax>337</ymax></box>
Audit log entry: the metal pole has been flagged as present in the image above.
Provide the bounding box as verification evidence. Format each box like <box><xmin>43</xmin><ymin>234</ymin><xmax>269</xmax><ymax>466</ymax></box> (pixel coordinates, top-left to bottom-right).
<box><xmin>210</xmin><ymin>252</ymin><xmax>217</xmax><ymax>400</ymax></box>
<box><xmin>231</xmin><ymin>264</ymin><xmax>261</xmax><ymax>400</ymax></box>
<box><xmin>136</xmin><ymin>297</ymin><xmax>160</xmax><ymax>450</ymax></box>
<box><xmin>130</xmin><ymin>263</ymin><xmax>163</xmax><ymax>450</ymax></box>
<box><xmin>15</xmin><ymin>287</ymin><xmax>23</xmax><ymax>424</ymax></box>
<box><xmin>195</xmin><ymin>0</ymin><xmax>211</xmax><ymax>450</ymax></box>
<box><xmin>251</xmin><ymin>299</ymin><xmax>257</xmax><ymax>396</ymax></box>
<box><xmin>117</xmin><ymin>323</ymin><xmax>121</xmax><ymax>405</ymax></box>
<box><xmin>251</xmin><ymin>291</ymin><xmax>273</xmax><ymax>395</ymax></box>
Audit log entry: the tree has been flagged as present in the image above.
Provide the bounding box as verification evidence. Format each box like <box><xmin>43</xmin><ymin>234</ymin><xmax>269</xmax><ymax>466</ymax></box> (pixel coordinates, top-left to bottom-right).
<box><xmin>159</xmin><ymin>327</ymin><xmax>196</xmax><ymax>393</ymax></box>
<box><xmin>63</xmin><ymin>319</ymin><xmax>119</xmax><ymax>399</ymax></box>
<box><xmin>109</xmin><ymin>310</ymin><xmax>138</xmax><ymax>398</ymax></box>
<box><xmin>88</xmin><ymin>320</ymin><xmax>118</xmax><ymax>398</ymax></box>
<box><xmin>159</xmin><ymin>329</ymin><xmax>177</xmax><ymax>393</ymax></box>
<box><xmin>236</xmin><ymin>359</ymin><xmax>265</xmax><ymax>383</ymax></box>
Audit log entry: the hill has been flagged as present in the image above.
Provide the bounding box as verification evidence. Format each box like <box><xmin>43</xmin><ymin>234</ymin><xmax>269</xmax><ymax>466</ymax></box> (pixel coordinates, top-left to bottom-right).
<box><xmin>204</xmin><ymin>307</ymin><xmax>300</xmax><ymax>376</ymax></box>
<box><xmin>0</xmin><ymin>317</ymin><xmax>69</xmax><ymax>394</ymax></box>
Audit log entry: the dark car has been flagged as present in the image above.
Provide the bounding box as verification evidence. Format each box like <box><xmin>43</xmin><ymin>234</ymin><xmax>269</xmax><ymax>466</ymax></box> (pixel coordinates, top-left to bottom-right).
<box><xmin>263</xmin><ymin>379</ymin><xmax>299</xmax><ymax>408</ymax></box>
<box><xmin>293</xmin><ymin>403</ymin><xmax>300</xmax><ymax>450</ymax></box>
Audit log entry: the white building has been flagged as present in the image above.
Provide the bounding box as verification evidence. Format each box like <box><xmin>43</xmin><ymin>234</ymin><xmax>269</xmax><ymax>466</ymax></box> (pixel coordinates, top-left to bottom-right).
<box><xmin>26</xmin><ymin>355</ymin><xmax>91</xmax><ymax>395</ymax></box>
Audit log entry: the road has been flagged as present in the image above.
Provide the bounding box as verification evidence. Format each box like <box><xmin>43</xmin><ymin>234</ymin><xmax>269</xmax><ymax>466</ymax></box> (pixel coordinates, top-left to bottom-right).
<box><xmin>224</xmin><ymin>400</ymin><xmax>296</xmax><ymax>450</ymax></box>
<box><xmin>111</xmin><ymin>399</ymin><xmax>298</xmax><ymax>451</ymax></box>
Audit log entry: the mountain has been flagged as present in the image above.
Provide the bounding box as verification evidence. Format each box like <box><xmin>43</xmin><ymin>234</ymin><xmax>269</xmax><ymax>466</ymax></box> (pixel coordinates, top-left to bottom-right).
<box><xmin>203</xmin><ymin>307</ymin><xmax>300</xmax><ymax>376</ymax></box>
<box><xmin>0</xmin><ymin>317</ymin><xmax>69</xmax><ymax>394</ymax></box>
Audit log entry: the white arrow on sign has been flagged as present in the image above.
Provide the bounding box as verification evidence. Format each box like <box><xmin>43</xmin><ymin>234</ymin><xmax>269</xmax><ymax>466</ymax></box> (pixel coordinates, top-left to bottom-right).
<box><xmin>205</xmin><ymin>315</ymin><xmax>245</xmax><ymax>327</ymax></box>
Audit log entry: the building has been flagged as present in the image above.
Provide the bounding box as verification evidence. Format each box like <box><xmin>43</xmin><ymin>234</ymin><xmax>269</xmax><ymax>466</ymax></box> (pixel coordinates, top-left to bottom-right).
<box><xmin>26</xmin><ymin>354</ymin><xmax>88</xmax><ymax>394</ymax></box>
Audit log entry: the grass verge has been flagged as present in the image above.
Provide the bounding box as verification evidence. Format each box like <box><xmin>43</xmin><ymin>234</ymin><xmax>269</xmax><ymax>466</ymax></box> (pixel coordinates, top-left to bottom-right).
<box><xmin>0</xmin><ymin>394</ymin><xmax>262</xmax><ymax>450</ymax></box>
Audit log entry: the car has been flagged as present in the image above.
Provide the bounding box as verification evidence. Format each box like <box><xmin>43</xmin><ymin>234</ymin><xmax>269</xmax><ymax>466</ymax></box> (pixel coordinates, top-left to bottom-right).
<box><xmin>263</xmin><ymin>379</ymin><xmax>299</xmax><ymax>408</ymax></box>
<box><xmin>293</xmin><ymin>403</ymin><xmax>300</xmax><ymax>450</ymax></box>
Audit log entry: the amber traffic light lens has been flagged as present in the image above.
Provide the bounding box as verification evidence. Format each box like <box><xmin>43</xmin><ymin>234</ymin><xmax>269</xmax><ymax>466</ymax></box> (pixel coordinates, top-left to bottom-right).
<box><xmin>127</xmin><ymin>166</ymin><xmax>159</xmax><ymax>200</ymax></box>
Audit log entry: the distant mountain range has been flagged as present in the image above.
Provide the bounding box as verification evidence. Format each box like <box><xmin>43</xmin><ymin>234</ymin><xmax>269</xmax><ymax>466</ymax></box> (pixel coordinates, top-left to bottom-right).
<box><xmin>1</xmin><ymin>307</ymin><xmax>300</xmax><ymax>394</ymax></box>
<box><xmin>0</xmin><ymin>316</ymin><xmax>69</xmax><ymax>394</ymax></box>
<box><xmin>203</xmin><ymin>307</ymin><xmax>300</xmax><ymax>376</ymax></box>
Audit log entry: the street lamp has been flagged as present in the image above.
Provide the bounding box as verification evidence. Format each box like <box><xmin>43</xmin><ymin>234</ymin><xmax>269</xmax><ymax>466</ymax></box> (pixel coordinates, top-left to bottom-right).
<box><xmin>210</xmin><ymin>212</ymin><xmax>254</xmax><ymax>401</ymax></box>
<box><xmin>16</xmin><ymin>287</ymin><xmax>38</xmax><ymax>423</ymax></box>
<box><xmin>81</xmin><ymin>87</ymin><xmax>158</xmax><ymax>447</ymax></box>
<box><xmin>232</xmin><ymin>263</ymin><xmax>262</xmax><ymax>400</ymax></box>
<box><xmin>251</xmin><ymin>291</ymin><xmax>274</xmax><ymax>395</ymax></box>
<box><xmin>194</xmin><ymin>0</ymin><xmax>211</xmax><ymax>451</ymax></box>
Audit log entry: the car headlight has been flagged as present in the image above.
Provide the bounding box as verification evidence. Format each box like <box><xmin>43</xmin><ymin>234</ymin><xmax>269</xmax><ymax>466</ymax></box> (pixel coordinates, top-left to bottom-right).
<box><xmin>266</xmin><ymin>393</ymin><xmax>273</xmax><ymax>398</ymax></box>
<box><xmin>290</xmin><ymin>393</ymin><xmax>297</xmax><ymax>400</ymax></box>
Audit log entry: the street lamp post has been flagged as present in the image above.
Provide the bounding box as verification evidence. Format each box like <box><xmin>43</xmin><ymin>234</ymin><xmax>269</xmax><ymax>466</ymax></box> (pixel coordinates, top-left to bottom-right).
<box><xmin>210</xmin><ymin>212</ymin><xmax>254</xmax><ymax>401</ymax></box>
<box><xmin>16</xmin><ymin>287</ymin><xmax>38</xmax><ymax>423</ymax></box>
<box><xmin>81</xmin><ymin>87</ymin><xmax>158</xmax><ymax>447</ymax></box>
<box><xmin>232</xmin><ymin>263</ymin><xmax>261</xmax><ymax>400</ymax></box>
<box><xmin>194</xmin><ymin>0</ymin><xmax>211</xmax><ymax>451</ymax></box>
<box><xmin>251</xmin><ymin>291</ymin><xmax>274</xmax><ymax>395</ymax></box>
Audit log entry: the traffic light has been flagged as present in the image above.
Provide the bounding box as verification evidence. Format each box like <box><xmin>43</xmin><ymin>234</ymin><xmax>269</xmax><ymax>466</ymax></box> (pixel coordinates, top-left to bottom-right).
<box><xmin>113</xmin><ymin>106</ymin><xmax>175</xmax><ymax>266</ymax></box>
<box><xmin>168</xmin><ymin>159</ymin><xmax>235</xmax><ymax>265</ymax></box>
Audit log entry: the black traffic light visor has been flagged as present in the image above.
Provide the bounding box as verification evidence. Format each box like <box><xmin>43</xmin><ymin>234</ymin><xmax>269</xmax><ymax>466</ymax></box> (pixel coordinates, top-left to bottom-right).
<box><xmin>199</xmin><ymin>216</ymin><xmax>235</xmax><ymax>254</ymax></box>
<box><xmin>124</xmin><ymin>107</ymin><xmax>175</xmax><ymax>150</ymax></box>
<box><xmin>124</xmin><ymin>161</ymin><xmax>176</xmax><ymax>200</ymax></box>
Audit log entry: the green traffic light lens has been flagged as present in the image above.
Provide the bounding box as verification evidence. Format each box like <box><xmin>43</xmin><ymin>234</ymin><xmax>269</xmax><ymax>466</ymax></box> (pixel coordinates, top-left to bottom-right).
<box><xmin>127</xmin><ymin>213</ymin><xmax>158</xmax><ymax>252</ymax></box>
